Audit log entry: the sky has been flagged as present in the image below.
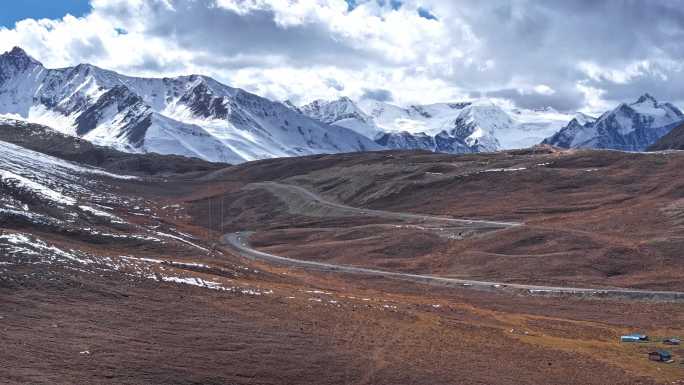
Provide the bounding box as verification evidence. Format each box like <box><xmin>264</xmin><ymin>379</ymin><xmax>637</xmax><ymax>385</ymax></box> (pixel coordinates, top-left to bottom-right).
<box><xmin>1</xmin><ymin>0</ymin><xmax>683</xmax><ymax>114</ymax></box>
<box><xmin>0</xmin><ymin>1</ymin><xmax>91</xmax><ymax>27</ymax></box>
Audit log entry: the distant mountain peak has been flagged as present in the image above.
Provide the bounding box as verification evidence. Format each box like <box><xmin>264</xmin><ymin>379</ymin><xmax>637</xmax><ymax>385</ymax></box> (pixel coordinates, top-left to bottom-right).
<box><xmin>282</xmin><ymin>100</ymin><xmax>300</xmax><ymax>111</ymax></box>
<box><xmin>635</xmin><ymin>93</ymin><xmax>657</xmax><ymax>105</ymax></box>
<box><xmin>307</xmin><ymin>96</ymin><xmax>577</xmax><ymax>152</ymax></box>
<box><xmin>1</xmin><ymin>46</ymin><xmax>42</xmax><ymax>72</ymax></box>
<box><xmin>572</xmin><ymin>112</ymin><xmax>596</xmax><ymax>126</ymax></box>
<box><xmin>301</xmin><ymin>97</ymin><xmax>370</xmax><ymax>122</ymax></box>
<box><xmin>6</xmin><ymin>46</ymin><xmax>32</xmax><ymax>59</ymax></box>
<box><xmin>544</xmin><ymin>93</ymin><xmax>684</xmax><ymax>151</ymax></box>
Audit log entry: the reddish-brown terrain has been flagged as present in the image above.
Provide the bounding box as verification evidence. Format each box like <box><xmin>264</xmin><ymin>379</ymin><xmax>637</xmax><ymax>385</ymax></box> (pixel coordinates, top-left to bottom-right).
<box><xmin>209</xmin><ymin>147</ymin><xmax>684</xmax><ymax>291</ymax></box>
<box><xmin>2</xmin><ymin>134</ymin><xmax>684</xmax><ymax>384</ymax></box>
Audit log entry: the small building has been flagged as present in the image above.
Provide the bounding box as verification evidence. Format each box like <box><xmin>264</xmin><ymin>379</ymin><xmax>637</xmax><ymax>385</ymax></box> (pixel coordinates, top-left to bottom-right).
<box><xmin>621</xmin><ymin>333</ymin><xmax>648</xmax><ymax>342</ymax></box>
<box><xmin>648</xmin><ymin>350</ymin><xmax>672</xmax><ymax>362</ymax></box>
<box><xmin>663</xmin><ymin>338</ymin><xmax>681</xmax><ymax>346</ymax></box>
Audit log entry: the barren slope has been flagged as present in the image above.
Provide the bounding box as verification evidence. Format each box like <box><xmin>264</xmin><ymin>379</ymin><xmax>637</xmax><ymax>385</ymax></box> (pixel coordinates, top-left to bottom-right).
<box><xmin>2</xmin><ymin>141</ymin><xmax>684</xmax><ymax>384</ymax></box>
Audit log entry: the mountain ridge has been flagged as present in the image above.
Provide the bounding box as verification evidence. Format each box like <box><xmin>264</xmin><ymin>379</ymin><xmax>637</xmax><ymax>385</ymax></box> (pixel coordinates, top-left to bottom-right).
<box><xmin>543</xmin><ymin>93</ymin><xmax>684</xmax><ymax>151</ymax></box>
<box><xmin>0</xmin><ymin>47</ymin><xmax>379</xmax><ymax>164</ymax></box>
<box><xmin>4</xmin><ymin>47</ymin><xmax>684</xmax><ymax>159</ymax></box>
<box><xmin>299</xmin><ymin>97</ymin><xmax>576</xmax><ymax>154</ymax></box>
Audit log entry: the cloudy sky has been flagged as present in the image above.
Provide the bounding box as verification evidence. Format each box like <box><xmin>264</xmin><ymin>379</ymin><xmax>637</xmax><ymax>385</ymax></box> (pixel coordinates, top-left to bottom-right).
<box><xmin>1</xmin><ymin>0</ymin><xmax>683</xmax><ymax>114</ymax></box>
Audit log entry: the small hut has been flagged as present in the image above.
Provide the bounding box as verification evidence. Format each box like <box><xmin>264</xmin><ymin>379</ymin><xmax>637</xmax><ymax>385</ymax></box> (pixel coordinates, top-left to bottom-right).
<box><xmin>648</xmin><ymin>350</ymin><xmax>672</xmax><ymax>362</ymax></box>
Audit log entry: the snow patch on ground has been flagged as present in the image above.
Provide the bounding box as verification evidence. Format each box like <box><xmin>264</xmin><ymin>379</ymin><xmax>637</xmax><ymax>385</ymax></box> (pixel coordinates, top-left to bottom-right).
<box><xmin>78</xmin><ymin>205</ymin><xmax>126</xmax><ymax>223</ymax></box>
<box><xmin>1</xmin><ymin>170</ymin><xmax>76</xmax><ymax>206</ymax></box>
<box><xmin>482</xmin><ymin>167</ymin><xmax>527</xmax><ymax>173</ymax></box>
<box><xmin>160</xmin><ymin>275</ymin><xmax>225</xmax><ymax>290</ymax></box>
<box><xmin>0</xmin><ymin>140</ymin><xmax>138</xmax><ymax>180</ymax></box>
<box><xmin>0</xmin><ymin>232</ymin><xmax>93</xmax><ymax>265</ymax></box>
<box><xmin>153</xmin><ymin>231</ymin><xmax>210</xmax><ymax>252</ymax></box>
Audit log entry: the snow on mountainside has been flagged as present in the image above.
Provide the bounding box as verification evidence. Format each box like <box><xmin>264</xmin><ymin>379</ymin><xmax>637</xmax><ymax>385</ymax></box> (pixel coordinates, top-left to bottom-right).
<box><xmin>0</xmin><ymin>133</ymin><xmax>256</xmax><ymax>295</ymax></box>
<box><xmin>0</xmin><ymin>47</ymin><xmax>379</xmax><ymax>163</ymax></box>
<box><xmin>0</xmin><ymin>136</ymin><xmax>136</xmax><ymax>231</ymax></box>
<box><xmin>300</xmin><ymin>97</ymin><xmax>575</xmax><ymax>153</ymax></box>
<box><xmin>0</xmin><ymin>117</ymin><xmax>227</xmax><ymax>176</ymax></box>
<box><xmin>357</xmin><ymin>99</ymin><xmax>472</xmax><ymax>135</ymax></box>
<box><xmin>299</xmin><ymin>97</ymin><xmax>379</xmax><ymax>138</ymax></box>
<box><xmin>450</xmin><ymin>100</ymin><xmax>508</xmax><ymax>152</ymax></box>
<box><xmin>543</xmin><ymin>94</ymin><xmax>684</xmax><ymax>151</ymax></box>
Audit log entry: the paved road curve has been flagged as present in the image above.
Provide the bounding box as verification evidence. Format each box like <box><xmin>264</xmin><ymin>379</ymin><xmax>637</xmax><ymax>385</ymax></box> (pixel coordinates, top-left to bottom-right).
<box><xmin>223</xmin><ymin>232</ymin><xmax>684</xmax><ymax>302</ymax></box>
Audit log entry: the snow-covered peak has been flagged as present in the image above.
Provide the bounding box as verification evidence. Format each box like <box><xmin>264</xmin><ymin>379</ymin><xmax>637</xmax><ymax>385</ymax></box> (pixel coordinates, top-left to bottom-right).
<box><xmin>634</xmin><ymin>93</ymin><xmax>657</xmax><ymax>105</ymax></box>
<box><xmin>450</xmin><ymin>102</ymin><xmax>511</xmax><ymax>151</ymax></box>
<box><xmin>544</xmin><ymin>93</ymin><xmax>684</xmax><ymax>150</ymax></box>
<box><xmin>0</xmin><ymin>47</ymin><xmax>43</xmax><ymax>85</ymax></box>
<box><xmin>0</xmin><ymin>47</ymin><xmax>379</xmax><ymax>163</ymax></box>
<box><xmin>455</xmin><ymin>101</ymin><xmax>513</xmax><ymax>132</ymax></box>
<box><xmin>608</xmin><ymin>94</ymin><xmax>683</xmax><ymax>134</ymax></box>
<box><xmin>357</xmin><ymin>99</ymin><xmax>410</xmax><ymax>122</ymax></box>
<box><xmin>300</xmin><ymin>97</ymin><xmax>371</xmax><ymax>124</ymax></box>
<box><xmin>627</xmin><ymin>93</ymin><xmax>682</xmax><ymax>120</ymax></box>
<box><xmin>299</xmin><ymin>97</ymin><xmax>380</xmax><ymax>138</ymax></box>
<box><xmin>0</xmin><ymin>47</ymin><xmax>42</xmax><ymax>70</ymax></box>
<box><xmin>7</xmin><ymin>46</ymin><xmax>30</xmax><ymax>57</ymax></box>
<box><xmin>572</xmin><ymin>112</ymin><xmax>597</xmax><ymax>126</ymax></box>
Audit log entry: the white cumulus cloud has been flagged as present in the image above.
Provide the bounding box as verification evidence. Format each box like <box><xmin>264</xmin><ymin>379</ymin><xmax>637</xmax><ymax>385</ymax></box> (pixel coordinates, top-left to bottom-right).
<box><xmin>1</xmin><ymin>0</ymin><xmax>684</xmax><ymax>111</ymax></box>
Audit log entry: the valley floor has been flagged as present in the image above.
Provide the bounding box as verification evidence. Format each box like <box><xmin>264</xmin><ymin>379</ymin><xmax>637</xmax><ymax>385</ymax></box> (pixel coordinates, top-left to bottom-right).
<box><xmin>2</xmin><ymin>248</ymin><xmax>683</xmax><ymax>385</ymax></box>
<box><xmin>2</xmin><ymin>145</ymin><xmax>684</xmax><ymax>384</ymax></box>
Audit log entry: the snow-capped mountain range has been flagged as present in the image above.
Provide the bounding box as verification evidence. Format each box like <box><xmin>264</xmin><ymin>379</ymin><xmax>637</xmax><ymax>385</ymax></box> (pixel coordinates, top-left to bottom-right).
<box><xmin>298</xmin><ymin>97</ymin><xmax>579</xmax><ymax>153</ymax></box>
<box><xmin>2</xmin><ymin>46</ymin><xmax>683</xmax><ymax>162</ymax></box>
<box><xmin>0</xmin><ymin>47</ymin><xmax>378</xmax><ymax>163</ymax></box>
<box><xmin>543</xmin><ymin>94</ymin><xmax>684</xmax><ymax>151</ymax></box>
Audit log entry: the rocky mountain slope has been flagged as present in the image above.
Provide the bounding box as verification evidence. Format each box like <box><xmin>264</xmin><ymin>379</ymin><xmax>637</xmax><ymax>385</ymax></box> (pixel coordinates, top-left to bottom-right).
<box><xmin>543</xmin><ymin>94</ymin><xmax>684</xmax><ymax>151</ymax></box>
<box><xmin>0</xmin><ymin>117</ymin><xmax>226</xmax><ymax>174</ymax></box>
<box><xmin>0</xmin><ymin>47</ymin><xmax>378</xmax><ymax>163</ymax></box>
<box><xmin>647</xmin><ymin>122</ymin><xmax>684</xmax><ymax>151</ymax></box>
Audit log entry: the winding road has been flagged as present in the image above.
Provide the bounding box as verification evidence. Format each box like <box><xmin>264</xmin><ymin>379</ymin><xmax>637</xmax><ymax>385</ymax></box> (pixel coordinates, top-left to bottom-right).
<box><xmin>223</xmin><ymin>182</ymin><xmax>684</xmax><ymax>302</ymax></box>
<box><xmin>244</xmin><ymin>181</ymin><xmax>521</xmax><ymax>228</ymax></box>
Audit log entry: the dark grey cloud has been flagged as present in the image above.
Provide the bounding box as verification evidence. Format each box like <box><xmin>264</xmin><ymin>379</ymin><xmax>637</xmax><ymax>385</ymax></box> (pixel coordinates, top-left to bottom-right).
<box><xmin>584</xmin><ymin>69</ymin><xmax>684</xmax><ymax>106</ymax></box>
<box><xmin>486</xmin><ymin>88</ymin><xmax>584</xmax><ymax>111</ymax></box>
<box><xmin>126</xmin><ymin>0</ymin><xmax>684</xmax><ymax>108</ymax></box>
<box><xmin>131</xmin><ymin>0</ymin><xmax>387</xmax><ymax>69</ymax></box>
<box><xmin>9</xmin><ymin>0</ymin><xmax>684</xmax><ymax>110</ymax></box>
<box><xmin>427</xmin><ymin>0</ymin><xmax>684</xmax><ymax>109</ymax></box>
<box><xmin>361</xmin><ymin>88</ymin><xmax>393</xmax><ymax>102</ymax></box>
